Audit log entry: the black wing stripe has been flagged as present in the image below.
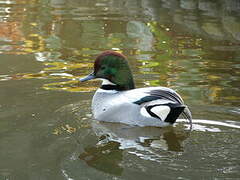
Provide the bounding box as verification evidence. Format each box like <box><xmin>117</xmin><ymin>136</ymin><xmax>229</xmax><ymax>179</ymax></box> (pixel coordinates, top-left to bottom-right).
<box><xmin>133</xmin><ymin>96</ymin><xmax>160</xmax><ymax>105</ymax></box>
<box><xmin>165</xmin><ymin>105</ymin><xmax>185</xmax><ymax>124</ymax></box>
<box><xmin>146</xmin><ymin>103</ymin><xmax>185</xmax><ymax>124</ymax></box>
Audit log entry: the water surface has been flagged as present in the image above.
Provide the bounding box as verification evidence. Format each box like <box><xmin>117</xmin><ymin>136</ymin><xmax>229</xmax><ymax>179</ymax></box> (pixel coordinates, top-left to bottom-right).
<box><xmin>0</xmin><ymin>0</ymin><xmax>240</xmax><ymax>179</ymax></box>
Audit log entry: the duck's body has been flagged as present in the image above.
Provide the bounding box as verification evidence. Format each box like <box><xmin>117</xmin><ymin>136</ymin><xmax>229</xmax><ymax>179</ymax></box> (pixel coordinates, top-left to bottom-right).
<box><xmin>81</xmin><ymin>51</ymin><xmax>192</xmax><ymax>127</ymax></box>
<box><xmin>92</xmin><ymin>86</ymin><xmax>190</xmax><ymax>127</ymax></box>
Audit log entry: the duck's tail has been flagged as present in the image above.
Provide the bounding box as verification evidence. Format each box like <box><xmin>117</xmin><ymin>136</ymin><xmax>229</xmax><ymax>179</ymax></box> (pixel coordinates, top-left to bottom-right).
<box><xmin>182</xmin><ymin>106</ymin><xmax>193</xmax><ymax>130</ymax></box>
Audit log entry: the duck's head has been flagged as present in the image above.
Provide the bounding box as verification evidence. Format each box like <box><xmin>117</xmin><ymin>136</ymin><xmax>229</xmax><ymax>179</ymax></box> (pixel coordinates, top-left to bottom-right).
<box><xmin>80</xmin><ymin>51</ymin><xmax>135</xmax><ymax>91</ymax></box>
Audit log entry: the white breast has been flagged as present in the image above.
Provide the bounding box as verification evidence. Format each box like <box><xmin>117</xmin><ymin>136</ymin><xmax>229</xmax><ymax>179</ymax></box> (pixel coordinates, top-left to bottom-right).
<box><xmin>92</xmin><ymin>88</ymin><xmax>121</xmax><ymax>119</ymax></box>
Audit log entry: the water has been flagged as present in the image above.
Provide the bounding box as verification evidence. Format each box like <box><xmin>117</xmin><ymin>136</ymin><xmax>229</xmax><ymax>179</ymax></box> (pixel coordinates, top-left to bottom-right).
<box><xmin>0</xmin><ymin>0</ymin><xmax>240</xmax><ymax>179</ymax></box>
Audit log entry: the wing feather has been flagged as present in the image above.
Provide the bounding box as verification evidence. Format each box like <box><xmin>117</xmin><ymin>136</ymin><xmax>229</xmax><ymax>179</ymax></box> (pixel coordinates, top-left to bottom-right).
<box><xmin>127</xmin><ymin>87</ymin><xmax>192</xmax><ymax>127</ymax></box>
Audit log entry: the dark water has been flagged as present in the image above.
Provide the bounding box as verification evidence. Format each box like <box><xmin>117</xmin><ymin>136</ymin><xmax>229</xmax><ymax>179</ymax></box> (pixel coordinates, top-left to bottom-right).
<box><xmin>0</xmin><ymin>0</ymin><xmax>240</xmax><ymax>179</ymax></box>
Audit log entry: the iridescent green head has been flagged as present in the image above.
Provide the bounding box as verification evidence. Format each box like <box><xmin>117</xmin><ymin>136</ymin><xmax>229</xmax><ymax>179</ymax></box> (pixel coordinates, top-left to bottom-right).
<box><xmin>80</xmin><ymin>51</ymin><xmax>135</xmax><ymax>90</ymax></box>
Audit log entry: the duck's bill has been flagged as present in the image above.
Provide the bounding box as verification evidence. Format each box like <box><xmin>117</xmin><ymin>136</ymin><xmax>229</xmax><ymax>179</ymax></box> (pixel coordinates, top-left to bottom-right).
<box><xmin>79</xmin><ymin>72</ymin><xmax>95</xmax><ymax>82</ymax></box>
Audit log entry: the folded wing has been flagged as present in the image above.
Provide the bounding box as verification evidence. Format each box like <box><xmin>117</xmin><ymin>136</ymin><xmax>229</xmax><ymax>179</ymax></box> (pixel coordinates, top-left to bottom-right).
<box><xmin>130</xmin><ymin>87</ymin><xmax>192</xmax><ymax>125</ymax></box>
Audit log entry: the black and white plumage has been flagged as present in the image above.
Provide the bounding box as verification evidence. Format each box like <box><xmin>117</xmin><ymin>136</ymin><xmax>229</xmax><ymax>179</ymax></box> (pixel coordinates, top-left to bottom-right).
<box><xmin>91</xmin><ymin>86</ymin><xmax>192</xmax><ymax>127</ymax></box>
<box><xmin>80</xmin><ymin>51</ymin><xmax>192</xmax><ymax>127</ymax></box>
<box><xmin>133</xmin><ymin>88</ymin><xmax>192</xmax><ymax>124</ymax></box>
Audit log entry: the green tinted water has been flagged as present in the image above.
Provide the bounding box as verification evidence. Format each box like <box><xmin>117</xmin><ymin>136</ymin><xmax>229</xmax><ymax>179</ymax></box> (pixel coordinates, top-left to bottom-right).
<box><xmin>0</xmin><ymin>0</ymin><xmax>240</xmax><ymax>179</ymax></box>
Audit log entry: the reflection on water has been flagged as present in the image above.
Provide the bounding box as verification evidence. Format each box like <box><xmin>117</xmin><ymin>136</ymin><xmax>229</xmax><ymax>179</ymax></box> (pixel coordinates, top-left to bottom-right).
<box><xmin>91</xmin><ymin>122</ymin><xmax>188</xmax><ymax>152</ymax></box>
<box><xmin>79</xmin><ymin>121</ymin><xmax>189</xmax><ymax>176</ymax></box>
<box><xmin>79</xmin><ymin>141</ymin><xmax>124</xmax><ymax>176</ymax></box>
<box><xmin>72</xmin><ymin>118</ymin><xmax>240</xmax><ymax>176</ymax></box>
<box><xmin>0</xmin><ymin>0</ymin><xmax>240</xmax><ymax>179</ymax></box>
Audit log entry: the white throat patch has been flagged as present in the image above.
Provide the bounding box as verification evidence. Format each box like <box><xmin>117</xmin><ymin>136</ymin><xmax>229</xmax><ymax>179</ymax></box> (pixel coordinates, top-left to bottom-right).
<box><xmin>101</xmin><ymin>79</ymin><xmax>116</xmax><ymax>85</ymax></box>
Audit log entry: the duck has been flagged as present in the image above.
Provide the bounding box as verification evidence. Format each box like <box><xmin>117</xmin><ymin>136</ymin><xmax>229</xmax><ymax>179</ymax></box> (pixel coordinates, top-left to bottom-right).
<box><xmin>80</xmin><ymin>51</ymin><xmax>192</xmax><ymax>127</ymax></box>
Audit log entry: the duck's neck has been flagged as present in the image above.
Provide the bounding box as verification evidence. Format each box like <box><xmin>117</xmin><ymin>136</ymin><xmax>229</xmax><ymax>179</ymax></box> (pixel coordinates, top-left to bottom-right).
<box><xmin>100</xmin><ymin>79</ymin><xmax>135</xmax><ymax>91</ymax></box>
